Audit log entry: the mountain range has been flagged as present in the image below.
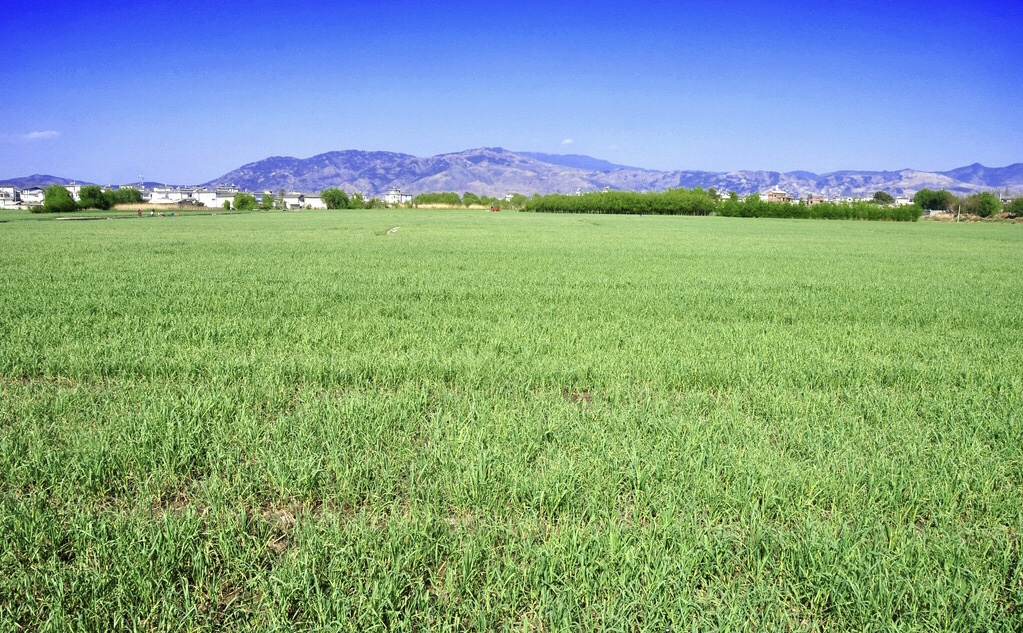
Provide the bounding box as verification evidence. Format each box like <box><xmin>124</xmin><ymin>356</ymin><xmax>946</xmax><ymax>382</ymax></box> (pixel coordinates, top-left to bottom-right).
<box><xmin>4</xmin><ymin>148</ymin><xmax>1022</xmax><ymax>198</ymax></box>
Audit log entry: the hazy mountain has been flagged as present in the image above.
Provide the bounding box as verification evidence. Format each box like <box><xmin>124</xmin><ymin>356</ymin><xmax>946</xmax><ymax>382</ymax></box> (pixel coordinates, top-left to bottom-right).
<box><xmin>939</xmin><ymin>163</ymin><xmax>1023</xmax><ymax>188</ymax></box>
<box><xmin>0</xmin><ymin>174</ymin><xmax>83</xmax><ymax>188</ymax></box>
<box><xmin>518</xmin><ymin>152</ymin><xmax>643</xmax><ymax>172</ymax></box>
<box><xmin>205</xmin><ymin>147</ymin><xmax>600</xmax><ymax>196</ymax></box>
<box><xmin>5</xmin><ymin>151</ymin><xmax>1022</xmax><ymax>198</ymax></box>
<box><xmin>204</xmin><ymin>149</ymin><xmax>1022</xmax><ymax>198</ymax></box>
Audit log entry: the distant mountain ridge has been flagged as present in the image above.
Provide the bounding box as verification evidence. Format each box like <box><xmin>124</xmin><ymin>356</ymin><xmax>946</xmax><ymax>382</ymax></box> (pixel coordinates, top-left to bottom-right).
<box><xmin>518</xmin><ymin>152</ymin><xmax>644</xmax><ymax>172</ymax></box>
<box><xmin>0</xmin><ymin>174</ymin><xmax>80</xmax><ymax>188</ymax></box>
<box><xmin>4</xmin><ymin>150</ymin><xmax>1022</xmax><ymax>198</ymax></box>
<box><xmin>204</xmin><ymin>149</ymin><xmax>1023</xmax><ymax>198</ymax></box>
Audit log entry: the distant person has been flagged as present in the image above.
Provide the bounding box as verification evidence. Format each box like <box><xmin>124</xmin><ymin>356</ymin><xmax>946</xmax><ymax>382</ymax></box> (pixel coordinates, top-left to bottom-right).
<box><xmin>150</xmin><ymin>210</ymin><xmax>154</xmax><ymax>217</ymax></box>
<box><xmin>137</xmin><ymin>208</ymin><xmax>142</xmax><ymax>218</ymax></box>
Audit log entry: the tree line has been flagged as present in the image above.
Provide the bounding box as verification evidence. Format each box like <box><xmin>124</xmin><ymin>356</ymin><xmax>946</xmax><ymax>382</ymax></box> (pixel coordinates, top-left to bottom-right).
<box><xmin>410</xmin><ymin>191</ymin><xmax>529</xmax><ymax>208</ymax></box>
<box><xmin>913</xmin><ymin>188</ymin><xmax>1022</xmax><ymax>218</ymax></box>
<box><xmin>522</xmin><ymin>187</ymin><xmax>1023</xmax><ymax>221</ymax></box>
<box><xmin>320</xmin><ymin>188</ymin><xmax>386</xmax><ymax>209</ymax></box>
<box><xmin>31</xmin><ymin>185</ymin><xmax>144</xmax><ymax>213</ymax></box>
<box><xmin>27</xmin><ymin>183</ymin><xmax>1023</xmax><ymax>219</ymax></box>
<box><xmin>223</xmin><ymin>190</ymin><xmax>384</xmax><ymax>211</ymax></box>
<box><xmin>522</xmin><ymin>189</ymin><xmax>925</xmax><ymax>221</ymax></box>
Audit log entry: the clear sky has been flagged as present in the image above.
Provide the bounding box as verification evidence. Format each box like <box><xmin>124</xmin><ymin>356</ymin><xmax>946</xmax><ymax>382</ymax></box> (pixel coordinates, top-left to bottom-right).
<box><xmin>3</xmin><ymin>0</ymin><xmax>1021</xmax><ymax>184</ymax></box>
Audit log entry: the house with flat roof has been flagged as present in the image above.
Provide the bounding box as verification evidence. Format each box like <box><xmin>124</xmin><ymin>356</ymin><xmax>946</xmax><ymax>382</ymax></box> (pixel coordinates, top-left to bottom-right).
<box><xmin>383</xmin><ymin>187</ymin><xmax>413</xmax><ymax>205</ymax></box>
<box><xmin>20</xmin><ymin>187</ymin><xmax>44</xmax><ymax>206</ymax></box>
<box><xmin>149</xmin><ymin>186</ymin><xmax>189</xmax><ymax>204</ymax></box>
<box><xmin>805</xmin><ymin>193</ymin><xmax>827</xmax><ymax>206</ymax></box>
<box><xmin>282</xmin><ymin>191</ymin><xmax>325</xmax><ymax>209</ymax></box>
<box><xmin>761</xmin><ymin>187</ymin><xmax>793</xmax><ymax>203</ymax></box>
<box><xmin>0</xmin><ymin>186</ymin><xmax>21</xmax><ymax>209</ymax></box>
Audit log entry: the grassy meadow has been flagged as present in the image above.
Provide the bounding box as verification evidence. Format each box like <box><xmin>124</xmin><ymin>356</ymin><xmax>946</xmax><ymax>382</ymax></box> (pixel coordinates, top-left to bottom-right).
<box><xmin>1</xmin><ymin>209</ymin><xmax>1021</xmax><ymax>631</ymax></box>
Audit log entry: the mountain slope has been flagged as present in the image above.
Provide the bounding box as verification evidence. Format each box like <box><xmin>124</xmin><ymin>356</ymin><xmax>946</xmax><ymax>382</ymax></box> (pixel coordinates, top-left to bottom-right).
<box><xmin>5</xmin><ymin>152</ymin><xmax>1022</xmax><ymax>198</ymax></box>
<box><xmin>518</xmin><ymin>152</ymin><xmax>643</xmax><ymax>172</ymax></box>
<box><xmin>0</xmin><ymin>174</ymin><xmax>84</xmax><ymax>188</ymax></box>
<box><xmin>205</xmin><ymin>149</ymin><xmax>1023</xmax><ymax>198</ymax></box>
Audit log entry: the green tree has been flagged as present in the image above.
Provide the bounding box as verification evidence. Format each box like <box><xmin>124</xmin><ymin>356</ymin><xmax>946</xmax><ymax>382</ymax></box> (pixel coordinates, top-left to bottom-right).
<box><xmin>43</xmin><ymin>185</ymin><xmax>77</xmax><ymax>213</ymax></box>
<box><xmin>962</xmin><ymin>191</ymin><xmax>1002</xmax><ymax>217</ymax></box>
<box><xmin>913</xmin><ymin>188</ymin><xmax>957</xmax><ymax>211</ymax></box>
<box><xmin>106</xmin><ymin>187</ymin><xmax>143</xmax><ymax>205</ymax></box>
<box><xmin>412</xmin><ymin>192</ymin><xmax>462</xmax><ymax>207</ymax></box>
<box><xmin>223</xmin><ymin>200</ymin><xmax>231</xmax><ymax>210</ymax></box>
<box><xmin>77</xmin><ymin>185</ymin><xmax>111</xmax><ymax>210</ymax></box>
<box><xmin>259</xmin><ymin>191</ymin><xmax>274</xmax><ymax>210</ymax></box>
<box><xmin>872</xmin><ymin>191</ymin><xmax>895</xmax><ymax>205</ymax></box>
<box><xmin>233</xmin><ymin>192</ymin><xmax>258</xmax><ymax>210</ymax></box>
<box><xmin>321</xmin><ymin>188</ymin><xmax>351</xmax><ymax>209</ymax></box>
<box><xmin>977</xmin><ymin>191</ymin><xmax>1001</xmax><ymax>217</ymax></box>
<box><xmin>1007</xmin><ymin>197</ymin><xmax>1023</xmax><ymax>217</ymax></box>
<box><xmin>462</xmin><ymin>192</ymin><xmax>480</xmax><ymax>207</ymax></box>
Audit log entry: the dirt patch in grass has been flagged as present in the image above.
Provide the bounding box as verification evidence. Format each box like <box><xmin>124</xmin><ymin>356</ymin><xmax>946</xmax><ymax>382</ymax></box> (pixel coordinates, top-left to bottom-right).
<box><xmin>563</xmin><ymin>389</ymin><xmax>593</xmax><ymax>405</ymax></box>
<box><xmin>151</xmin><ymin>487</ymin><xmax>206</xmax><ymax>520</ymax></box>
<box><xmin>262</xmin><ymin>504</ymin><xmax>299</xmax><ymax>555</ymax></box>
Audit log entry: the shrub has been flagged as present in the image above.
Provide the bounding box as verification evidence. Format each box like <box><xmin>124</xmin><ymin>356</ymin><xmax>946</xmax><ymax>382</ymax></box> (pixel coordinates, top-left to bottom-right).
<box><xmin>43</xmin><ymin>185</ymin><xmax>78</xmax><ymax>213</ymax></box>
<box><xmin>321</xmin><ymin>188</ymin><xmax>351</xmax><ymax>209</ymax></box>
<box><xmin>78</xmin><ymin>185</ymin><xmax>112</xmax><ymax>210</ymax></box>
<box><xmin>233</xmin><ymin>193</ymin><xmax>258</xmax><ymax>210</ymax></box>
<box><xmin>413</xmin><ymin>192</ymin><xmax>462</xmax><ymax>207</ymax></box>
<box><xmin>105</xmin><ymin>187</ymin><xmax>143</xmax><ymax>205</ymax></box>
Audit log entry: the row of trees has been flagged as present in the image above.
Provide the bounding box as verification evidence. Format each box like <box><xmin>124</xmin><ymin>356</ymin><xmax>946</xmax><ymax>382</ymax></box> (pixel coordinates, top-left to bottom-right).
<box><xmin>321</xmin><ymin>188</ymin><xmax>379</xmax><ymax>209</ymax></box>
<box><xmin>411</xmin><ymin>191</ymin><xmax>529</xmax><ymax>209</ymax></box>
<box><xmin>523</xmin><ymin>189</ymin><xmax>924</xmax><ymax>221</ymax></box>
<box><xmin>913</xmin><ymin>188</ymin><xmax>1021</xmax><ymax>217</ymax></box>
<box><xmin>33</xmin><ymin>185</ymin><xmax>144</xmax><ymax>213</ymax></box>
<box><xmin>26</xmin><ymin>183</ymin><xmax>1022</xmax><ymax>219</ymax></box>
<box><xmin>236</xmin><ymin>190</ymin><xmax>380</xmax><ymax>211</ymax></box>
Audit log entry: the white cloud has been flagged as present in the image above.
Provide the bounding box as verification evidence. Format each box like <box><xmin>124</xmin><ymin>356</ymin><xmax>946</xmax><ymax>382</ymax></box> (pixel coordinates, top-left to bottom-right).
<box><xmin>561</xmin><ymin>138</ymin><xmax>574</xmax><ymax>145</ymax></box>
<box><xmin>23</xmin><ymin>130</ymin><xmax>60</xmax><ymax>140</ymax></box>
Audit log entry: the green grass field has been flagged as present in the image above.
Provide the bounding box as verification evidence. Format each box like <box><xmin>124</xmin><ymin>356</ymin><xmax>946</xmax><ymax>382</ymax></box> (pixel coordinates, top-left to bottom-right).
<box><xmin>1</xmin><ymin>209</ymin><xmax>1021</xmax><ymax>631</ymax></box>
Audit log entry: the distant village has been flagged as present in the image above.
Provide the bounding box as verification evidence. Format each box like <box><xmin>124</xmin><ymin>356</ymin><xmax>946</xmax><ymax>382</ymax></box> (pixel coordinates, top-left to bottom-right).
<box><xmin>0</xmin><ymin>183</ymin><xmax>415</xmax><ymax>210</ymax></box>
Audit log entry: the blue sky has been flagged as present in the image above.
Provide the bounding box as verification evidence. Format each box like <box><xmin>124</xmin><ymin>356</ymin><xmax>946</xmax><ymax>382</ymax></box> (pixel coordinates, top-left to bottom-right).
<box><xmin>3</xmin><ymin>0</ymin><xmax>1020</xmax><ymax>184</ymax></box>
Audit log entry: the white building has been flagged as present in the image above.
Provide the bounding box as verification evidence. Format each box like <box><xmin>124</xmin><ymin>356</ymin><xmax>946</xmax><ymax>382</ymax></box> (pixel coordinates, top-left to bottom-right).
<box><xmin>0</xmin><ymin>186</ymin><xmax>20</xmax><ymax>209</ymax></box>
<box><xmin>193</xmin><ymin>185</ymin><xmax>237</xmax><ymax>208</ymax></box>
<box><xmin>383</xmin><ymin>187</ymin><xmax>413</xmax><ymax>205</ymax></box>
<box><xmin>193</xmin><ymin>188</ymin><xmax>217</xmax><ymax>207</ymax></box>
<box><xmin>20</xmin><ymin>187</ymin><xmax>44</xmax><ymax>206</ymax></box>
<box><xmin>282</xmin><ymin>191</ymin><xmax>325</xmax><ymax>209</ymax></box>
<box><xmin>65</xmin><ymin>184</ymin><xmax>85</xmax><ymax>201</ymax></box>
<box><xmin>149</xmin><ymin>186</ymin><xmax>190</xmax><ymax>204</ymax></box>
<box><xmin>149</xmin><ymin>184</ymin><xmax>235</xmax><ymax>207</ymax></box>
